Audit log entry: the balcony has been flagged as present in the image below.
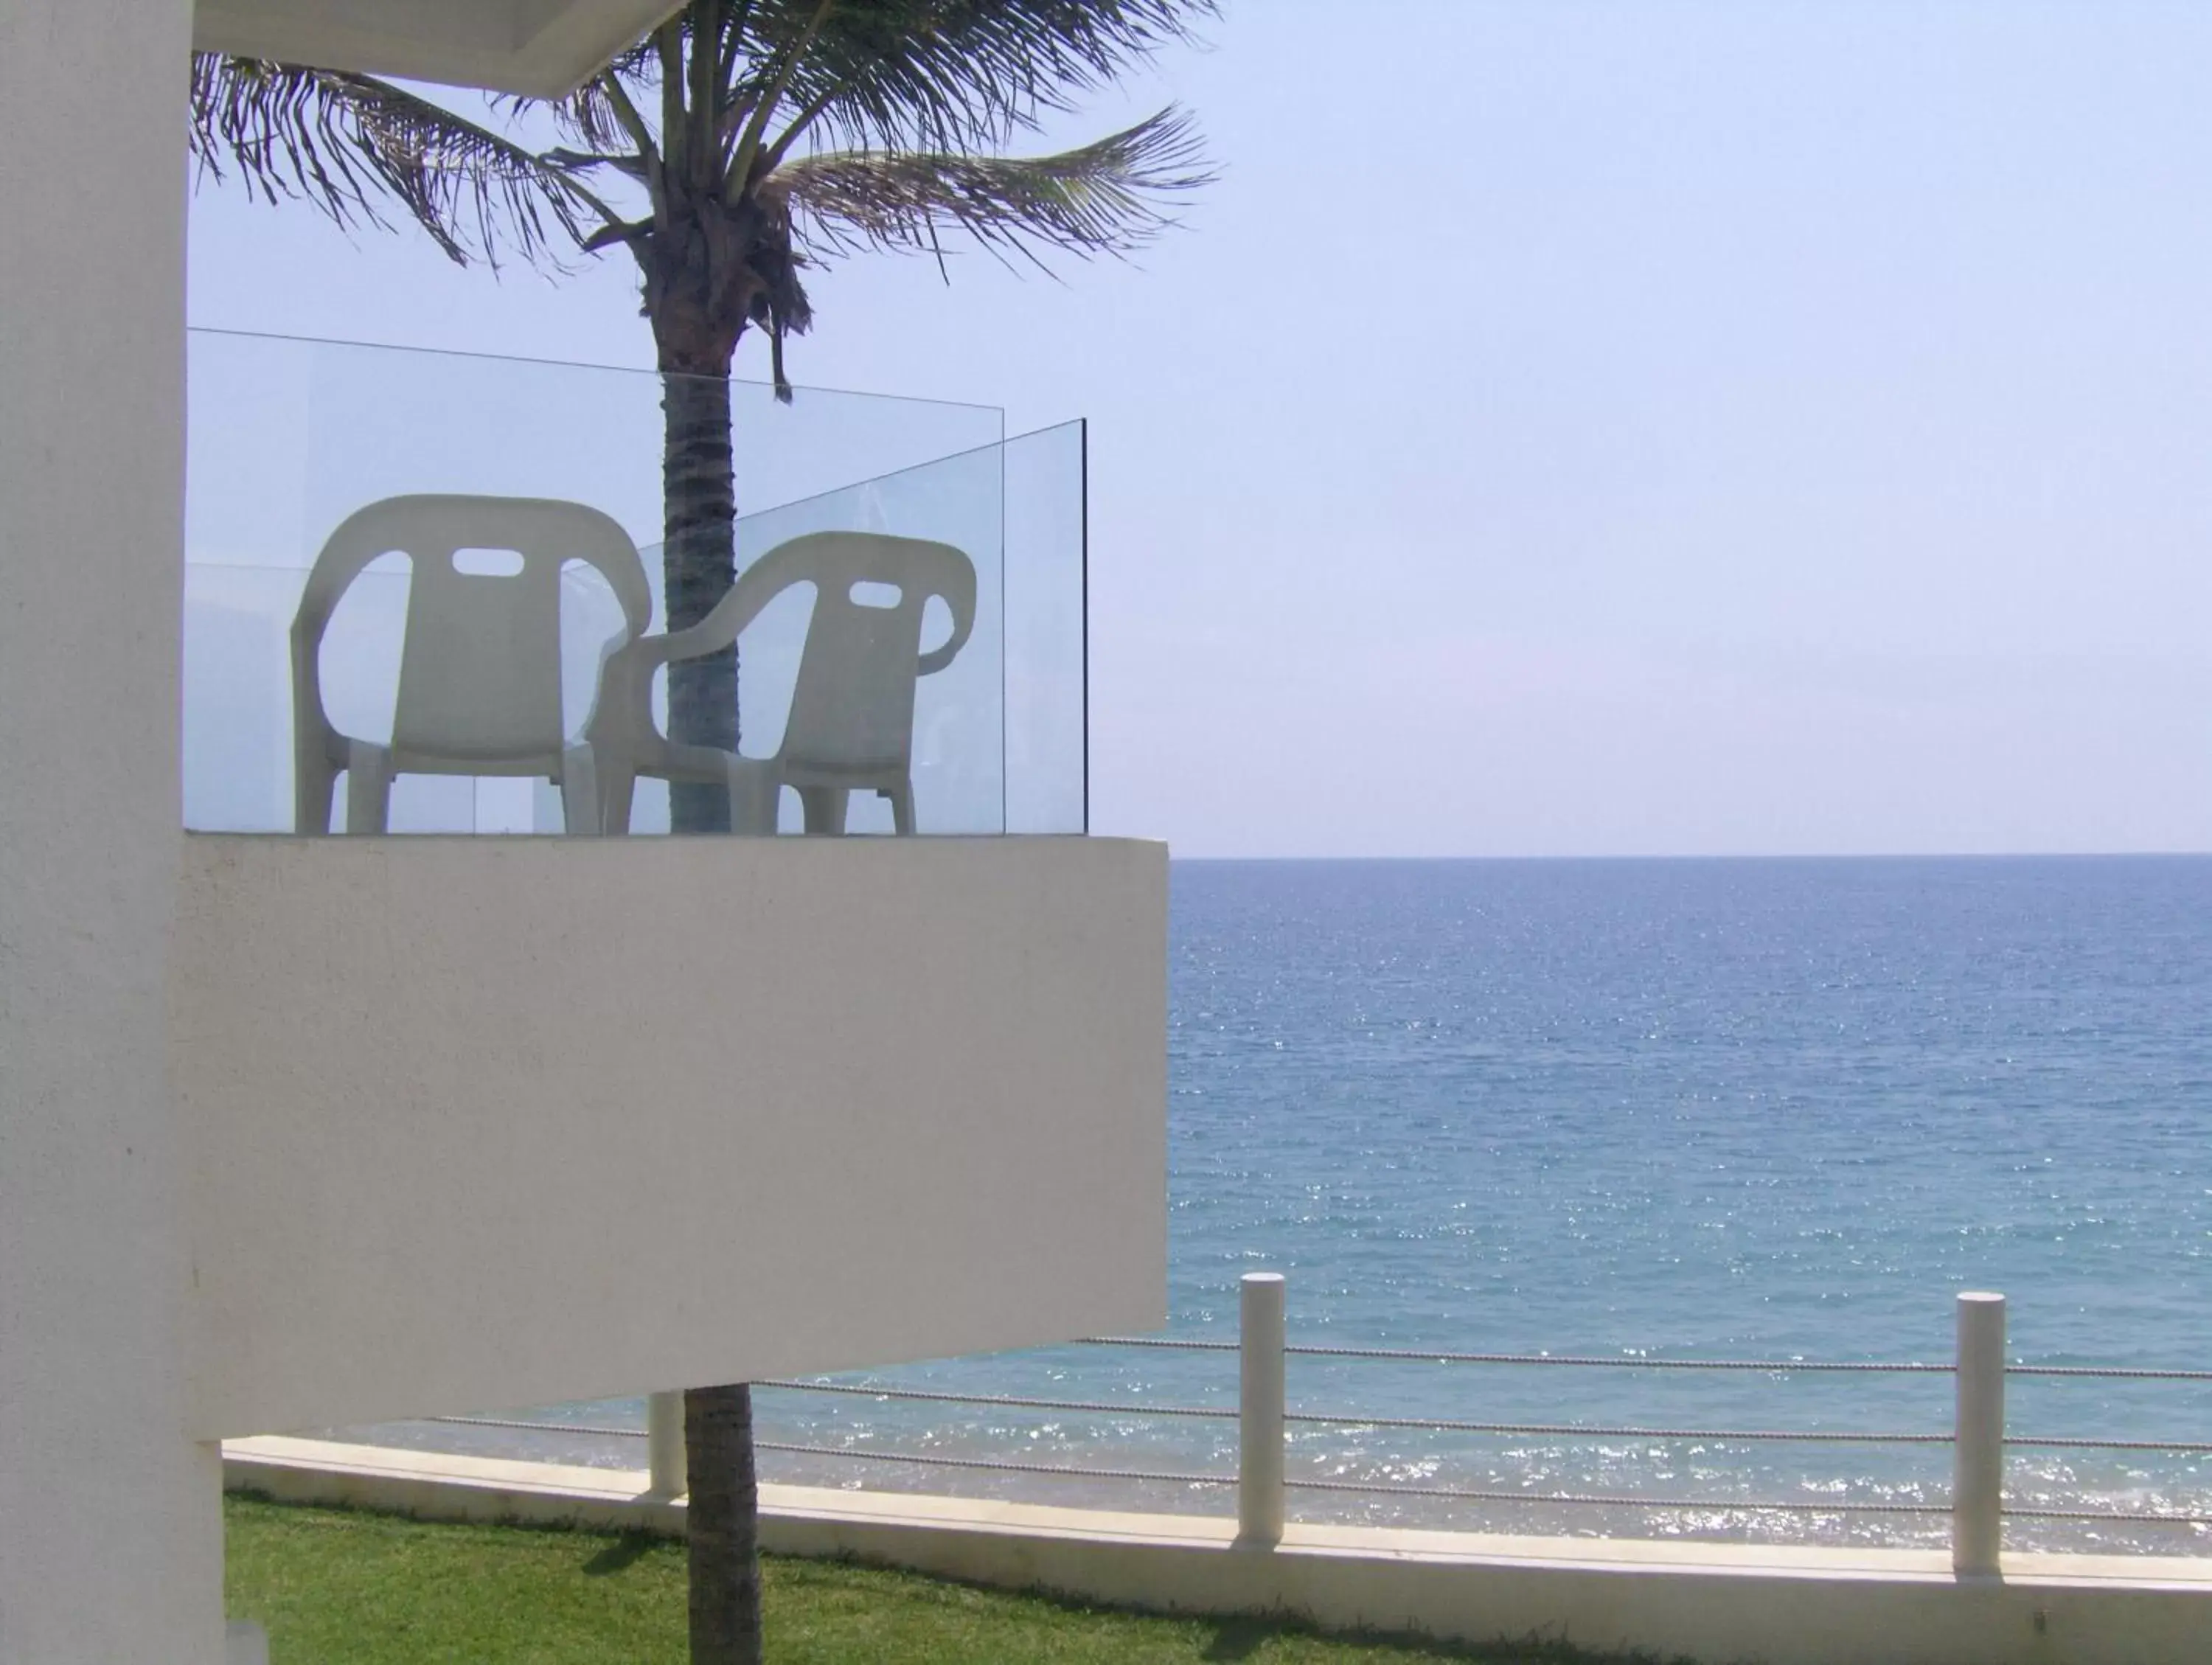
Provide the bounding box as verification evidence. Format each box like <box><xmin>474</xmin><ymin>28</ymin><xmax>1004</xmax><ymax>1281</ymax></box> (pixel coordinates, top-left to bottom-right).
<box><xmin>173</xmin><ymin>331</ymin><xmax>1164</xmax><ymax>1441</ymax></box>
<box><xmin>184</xmin><ymin>327</ymin><xmax>1086</xmax><ymax>838</ymax></box>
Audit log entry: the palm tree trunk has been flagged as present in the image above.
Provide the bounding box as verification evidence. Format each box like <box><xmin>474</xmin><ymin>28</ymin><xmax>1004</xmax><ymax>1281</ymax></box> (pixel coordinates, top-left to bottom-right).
<box><xmin>662</xmin><ymin>366</ymin><xmax>740</xmax><ymax>832</ymax></box>
<box><xmin>661</xmin><ymin>364</ymin><xmax>762</xmax><ymax>1665</ymax></box>
<box><xmin>686</xmin><ymin>1383</ymin><xmax>762</xmax><ymax>1664</ymax></box>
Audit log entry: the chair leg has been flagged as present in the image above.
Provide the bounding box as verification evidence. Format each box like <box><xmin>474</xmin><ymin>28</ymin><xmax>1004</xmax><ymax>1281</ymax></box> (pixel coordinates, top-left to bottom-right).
<box><xmin>887</xmin><ymin>780</ymin><xmax>915</xmax><ymax>836</ymax></box>
<box><xmin>726</xmin><ymin>761</ymin><xmax>780</xmax><ymax>836</ymax></box>
<box><xmin>799</xmin><ymin>786</ymin><xmax>848</xmax><ymax>835</ymax></box>
<box><xmin>597</xmin><ymin>766</ymin><xmax>637</xmax><ymax>835</ymax></box>
<box><xmin>557</xmin><ymin>745</ymin><xmax>601</xmax><ymax>836</ymax></box>
<box><xmin>344</xmin><ymin>744</ymin><xmax>393</xmax><ymax>834</ymax></box>
<box><xmin>294</xmin><ymin>753</ymin><xmax>338</xmax><ymax>835</ymax></box>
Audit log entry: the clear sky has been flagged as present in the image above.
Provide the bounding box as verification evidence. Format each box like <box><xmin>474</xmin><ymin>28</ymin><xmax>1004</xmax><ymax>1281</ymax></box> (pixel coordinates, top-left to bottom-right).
<box><xmin>186</xmin><ymin>1</ymin><xmax>2212</xmax><ymax>858</ymax></box>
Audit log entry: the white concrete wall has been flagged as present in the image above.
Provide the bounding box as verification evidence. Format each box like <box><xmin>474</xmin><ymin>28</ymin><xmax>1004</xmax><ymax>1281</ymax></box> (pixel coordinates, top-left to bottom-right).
<box><xmin>763</xmin><ymin>1498</ymin><xmax>2212</xmax><ymax>1665</ymax></box>
<box><xmin>175</xmin><ymin>835</ymin><xmax>1167</xmax><ymax>1438</ymax></box>
<box><xmin>0</xmin><ymin>2</ymin><xmax>227</xmax><ymax>1660</ymax></box>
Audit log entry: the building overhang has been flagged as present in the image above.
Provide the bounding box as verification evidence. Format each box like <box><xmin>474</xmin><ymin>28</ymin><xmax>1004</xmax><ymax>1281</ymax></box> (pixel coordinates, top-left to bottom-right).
<box><xmin>192</xmin><ymin>0</ymin><xmax>681</xmax><ymax>97</ymax></box>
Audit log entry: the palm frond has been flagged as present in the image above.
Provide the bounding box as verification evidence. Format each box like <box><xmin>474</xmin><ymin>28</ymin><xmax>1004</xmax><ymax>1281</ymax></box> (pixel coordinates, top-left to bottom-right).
<box><xmin>189</xmin><ymin>55</ymin><xmax>608</xmax><ymax>268</ymax></box>
<box><xmin>772</xmin><ymin>105</ymin><xmax>1212</xmax><ymax>268</ymax></box>
<box><xmin>547</xmin><ymin>147</ymin><xmax>655</xmax><ymax>184</ymax></box>
<box><xmin>516</xmin><ymin>69</ymin><xmax>649</xmax><ymax>159</ymax></box>
<box><xmin>749</xmin><ymin>0</ymin><xmax>1217</xmax><ymax>162</ymax></box>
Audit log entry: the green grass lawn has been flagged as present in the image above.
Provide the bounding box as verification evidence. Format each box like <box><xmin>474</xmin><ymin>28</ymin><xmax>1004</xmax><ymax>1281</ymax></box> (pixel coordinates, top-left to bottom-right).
<box><xmin>225</xmin><ymin>1493</ymin><xmax>1672</xmax><ymax>1664</ymax></box>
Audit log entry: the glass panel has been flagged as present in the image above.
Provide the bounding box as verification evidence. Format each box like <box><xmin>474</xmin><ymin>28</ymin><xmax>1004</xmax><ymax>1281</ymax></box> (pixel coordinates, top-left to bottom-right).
<box><xmin>1003</xmin><ymin>421</ymin><xmax>1088</xmax><ymax>835</ymax></box>
<box><xmin>739</xmin><ymin>436</ymin><xmax>1007</xmax><ymax>837</ymax></box>
<box><xmin>619</xmin><ymin>435</ymin><xmax>1011</xmax><ymax>835</ymax></box>
<box><xmin>183</xmin><ymin>329</ymin><xmax>1011</xmax><ymax>835</ymax></box>
<box><xmin>182</xmin><ymin>561</ymin><xmax>314</xmax><ymax>835</ymax></box>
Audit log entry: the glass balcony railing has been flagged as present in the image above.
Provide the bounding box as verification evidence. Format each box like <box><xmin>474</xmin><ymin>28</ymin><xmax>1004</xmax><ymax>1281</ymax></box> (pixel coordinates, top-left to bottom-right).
<box><xmin>183</xmin><ymin>328</ymin><xmax>1086</xmax><ymax>837</ymax></box>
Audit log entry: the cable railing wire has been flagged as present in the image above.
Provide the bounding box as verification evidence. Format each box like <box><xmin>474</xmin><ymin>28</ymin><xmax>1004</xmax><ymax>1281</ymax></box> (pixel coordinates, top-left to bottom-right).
<box><xmin>757</xmin><ymin>1379</ymin><xmax>1235</xmax><ymax>1419</ymax></box>
<box><xmin>752</xmin><ymin>1442</ymin><xmax>2211</xmax><ymax>1525</ymax></box>
<box><xmin>754</xmin><ymin>1440</ymin><xmax>1232</xmax><ymax>1487</ymax></box>
<box><xmin>412</xmin><ymin>1417</ymin><xmax>2211</xmax><ymax>1526</ymax></box>
<box><xmin>1083</xmin><ymin>1338</ymin><xmax>1951</xmax><ymax>1372</ymax></box>
<box><xmin>762</xmin><ymin>1444</ymin><xmax>1948</xmax><ymax>1515</ymax></box>
<box><xmin>1282</xmin><ymin>1477</ymin><xmax>1951</xmax><ymax>1515</ymax></box>
<box><xmin>421</xmin><ymin>1415</ymin><xmax>1237</xmax><ymax>1487</ymax></box>
<box><xmin>760</xmin><ymin>1380</ymin><xmax>2212</xmax><ymax>1453</ymax></box>
<box><xmin>2004</xmin><ymin>1505</ymin><xmax>2212</xmax><ymax>1524</ymax></box>
<box><xmin>427</xmin><ymin>1410</ymin><xmax>2212</xmax><ymax>1460</ymax></box>
<box><xmin>2006</xmin><ymin>1435</ymin><xmax>2212</xmax><ymax>1453</ymax></box>
<box><xmin>1082</xmin><ymin>1335</ymin><xmax>2212</xmax><ymax>1381</ymax></box>
<box><xmin>1284</xmin><ymin>1411</ymin><xmax>1950</xmax><ymax>1444</ymax></box>
<box><xmin>2006</xmin><ymin>1364</ymin><xmax>2212</xmax><ymax>1382</ymax></box>
<box><xmin>408</xmin><ymin>1426</ymin><xmax>2208</xmax><ymax>1526</ymax></box>
<box><xmin>427</xmin><ymin>1414</ymin><xmax>644</xmax><ymax>1439</ymax></box>
<box><xmin>763</xmin><ymin>1384</ymin><xmax>1944</xmax><ymax>1445</ymax></box>
<box><xmin>408</xmin><ymin>1318</ymin><xmax>2211</xmax><ymax>1537</ymax></box>
<box><xmin>1076</xmin><ymin>1335</ymin><xmax>1238</xmax><ymax>1353</ymax></box>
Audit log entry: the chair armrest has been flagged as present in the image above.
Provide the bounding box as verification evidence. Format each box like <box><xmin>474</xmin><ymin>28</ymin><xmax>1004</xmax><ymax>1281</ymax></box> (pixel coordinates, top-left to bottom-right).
<box><xmin>915</xmin><ymin>613</ymin><xmax>974</xmax><ymax>676</ymax></box>
<box><xmin>583</xmin><ymin>559</ymin><xmax>784</xmax><ymax>762</ymax></box>
<box><xmin>581</xmin><ymin>631</ymin><xmax>672</xmax><ymax>766</ymax></box>
<box><xmin>649</xmin><ymin>556</ymin><xmax>786</xmax><ymax>668</ymax></box>
<box><xmin>916</xmin><ymin>560</ymin><xmax>978</xmax><ymax>676</ymax></box>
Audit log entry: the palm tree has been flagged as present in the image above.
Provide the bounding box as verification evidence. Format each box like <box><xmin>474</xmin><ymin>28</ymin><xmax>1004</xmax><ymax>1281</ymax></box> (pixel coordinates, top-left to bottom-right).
<box><xmin>190</xmin><ymin>5</ymin><xmax>1211</xmax><ymax>1661</ymax></box>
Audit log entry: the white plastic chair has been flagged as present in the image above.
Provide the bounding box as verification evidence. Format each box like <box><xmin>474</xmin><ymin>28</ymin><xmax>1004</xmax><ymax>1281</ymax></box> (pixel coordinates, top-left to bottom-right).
<box><xmin>591</xmin><ymin>530</ymin><xmax>978</xmax><ymax>835</ymax></box>
<box><xmin>291</xmin><ymin>494</ymin><xmax>653</xmax><ymax>835</ymax></box>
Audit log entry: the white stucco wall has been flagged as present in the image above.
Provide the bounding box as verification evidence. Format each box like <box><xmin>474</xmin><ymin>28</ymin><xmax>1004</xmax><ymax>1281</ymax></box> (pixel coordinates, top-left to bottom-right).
<box><xmin>174</xmin><ymin>835</ymin><xmax>1168</xmax><ymax>1438</ymax></box>
<box><xmin>0</xmin><ymin>2</ymin><xmax>226</xmax><ymax>1660</ymax></box>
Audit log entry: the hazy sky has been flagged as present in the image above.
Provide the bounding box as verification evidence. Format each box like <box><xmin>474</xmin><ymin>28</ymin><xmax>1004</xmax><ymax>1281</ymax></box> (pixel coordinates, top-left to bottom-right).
<box><xmin>187</xmin><ymin>1</ymin><xmax>2212</xmax><ymax>858</ymax></box>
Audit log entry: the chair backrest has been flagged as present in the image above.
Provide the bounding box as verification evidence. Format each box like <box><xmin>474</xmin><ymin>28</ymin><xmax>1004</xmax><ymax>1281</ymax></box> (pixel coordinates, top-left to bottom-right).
<box><xmin>293</xmin><ymin>495</ymin><xmax>652</xmax><ymax>764</ymax></box>
<box><xmin>743</xmin><ymin>532</ymin><xmax>978</xmax><ymax>774</ymax></box>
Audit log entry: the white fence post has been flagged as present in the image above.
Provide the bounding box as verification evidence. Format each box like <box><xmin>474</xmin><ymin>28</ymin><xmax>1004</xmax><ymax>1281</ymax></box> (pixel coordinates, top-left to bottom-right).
<box><xmin>648</xmin><ymin>1389</ymin><xmax>687</xmax><ymax>1497</ymax></box>
<box><xmin>1239</xmin><ymin>1271</ymin><xmax>1287</xmax><ymax>1546</ymax></box>
<box><xmin>1952</xmin><ymin>1291</ymin><xmax>2006</xmax><ymax>1577</ymax></box>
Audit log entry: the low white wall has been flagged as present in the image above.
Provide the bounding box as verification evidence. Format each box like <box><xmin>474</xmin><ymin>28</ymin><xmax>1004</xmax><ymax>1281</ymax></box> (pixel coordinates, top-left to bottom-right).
<box><xmin>177</xmin><ymin>835</ymin><xmax>1166</xmax><ymax>1438</ymax></box>
<box><xmin>226</xmin><ymin>1438</ymin><xmax>2212</xmax><ymax>1665</ymax></box>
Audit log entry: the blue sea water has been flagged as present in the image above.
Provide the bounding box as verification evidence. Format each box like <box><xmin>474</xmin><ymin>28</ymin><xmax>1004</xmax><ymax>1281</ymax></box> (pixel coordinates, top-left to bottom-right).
<box><xmin>362</xmin><ymin>856</ymin><xmax>2212</xmax><ymax>1551</ymax></box>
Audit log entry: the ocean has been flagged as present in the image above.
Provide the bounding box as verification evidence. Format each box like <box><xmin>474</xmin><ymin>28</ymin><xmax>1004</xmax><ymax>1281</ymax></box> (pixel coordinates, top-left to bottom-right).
<box><xmin>353</xmin><ymin>856</ymin><xmax>2212</xmax><ymax>1552</ymax></box>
